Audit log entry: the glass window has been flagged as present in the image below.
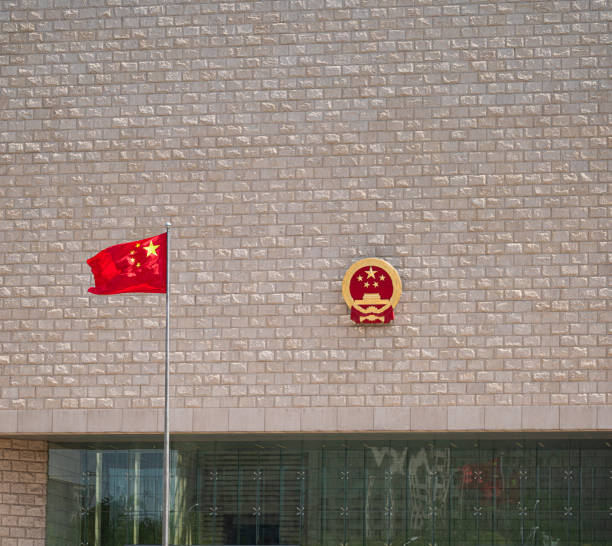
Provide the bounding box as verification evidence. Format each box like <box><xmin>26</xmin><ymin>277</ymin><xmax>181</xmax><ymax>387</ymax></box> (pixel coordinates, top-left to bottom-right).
<box><xmin>47</xmin><ymin>437</ymin><xmax>612</xmax><ymax>546</ymax></box>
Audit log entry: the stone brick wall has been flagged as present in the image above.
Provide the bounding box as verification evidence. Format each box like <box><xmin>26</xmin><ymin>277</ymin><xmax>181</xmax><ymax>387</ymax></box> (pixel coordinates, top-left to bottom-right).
<box><xmin>0</xmin><ymin>439</ymin><xmax>47</xmax><ymax>546</ymax></box>
<box><xmin>0</xmin><ymin>0</ymin><xmax>610</xmax><ymax>434</ymax></box>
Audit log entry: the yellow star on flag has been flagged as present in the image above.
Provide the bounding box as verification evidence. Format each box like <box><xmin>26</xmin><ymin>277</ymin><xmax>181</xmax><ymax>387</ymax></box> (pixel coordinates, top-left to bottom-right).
<box><xmin>143</xmin><ymin>240</ymin><xmax>160</xmax><ymax>257</ymax></box>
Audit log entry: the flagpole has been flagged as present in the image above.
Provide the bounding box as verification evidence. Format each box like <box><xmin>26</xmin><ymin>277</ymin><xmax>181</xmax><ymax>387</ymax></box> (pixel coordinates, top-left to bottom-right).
<box><xmin>162</xmin><ymin>221</ymin><xmax>171</xmax><ymax>546</ymax></box>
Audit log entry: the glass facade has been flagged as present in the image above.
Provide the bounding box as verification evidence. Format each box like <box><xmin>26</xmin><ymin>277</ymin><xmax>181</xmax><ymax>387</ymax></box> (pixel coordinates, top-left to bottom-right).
<box><xmin>47</xmin><ymin>436</ymin><xmax>612</xmax><ymax>546</ymax></box>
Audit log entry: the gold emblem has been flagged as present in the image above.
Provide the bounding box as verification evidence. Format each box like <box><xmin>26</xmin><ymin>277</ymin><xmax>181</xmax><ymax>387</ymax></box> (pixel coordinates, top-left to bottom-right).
<box><xmin>342</xmin><ymin>258</ymin><xmax>402</xmax><ymax>324</ymax></box>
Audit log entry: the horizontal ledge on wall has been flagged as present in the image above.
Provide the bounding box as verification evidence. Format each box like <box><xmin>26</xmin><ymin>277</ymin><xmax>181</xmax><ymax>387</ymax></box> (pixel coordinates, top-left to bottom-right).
<box><xmin>0</xmin><ymin>405</ymin><xmax>611</xmax><ymax>436</ymax></box>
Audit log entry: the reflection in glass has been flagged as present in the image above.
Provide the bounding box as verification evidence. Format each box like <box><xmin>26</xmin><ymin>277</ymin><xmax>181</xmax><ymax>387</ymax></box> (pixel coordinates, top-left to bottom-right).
<box><xmin>47</xmin><ymin>438</ymin><xmax>612</xmax><ymax>545</ymax></box>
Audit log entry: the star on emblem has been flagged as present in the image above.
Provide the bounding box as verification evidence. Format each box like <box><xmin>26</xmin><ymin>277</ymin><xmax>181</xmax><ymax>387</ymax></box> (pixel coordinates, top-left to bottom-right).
<box><xmin>143</xmin><ymin>240</ymin><xmax>160</xmax><ymax>257</ymax></box>
<box><xmin>365</xmin><ymin>266</ymin><xmax>377</xmax><ymax>279</ymax></box>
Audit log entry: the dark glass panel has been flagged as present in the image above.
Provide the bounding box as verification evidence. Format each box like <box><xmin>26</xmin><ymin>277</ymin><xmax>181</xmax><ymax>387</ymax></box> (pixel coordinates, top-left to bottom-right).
<box><xmin>46</xmin><ymin>437</ymin><xmax>612</xmax><ymax>546</ymax></box>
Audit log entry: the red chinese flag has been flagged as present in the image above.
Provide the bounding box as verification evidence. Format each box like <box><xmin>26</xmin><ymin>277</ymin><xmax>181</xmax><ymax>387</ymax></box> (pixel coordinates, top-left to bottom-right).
<box><xmin>87</xmin><ymin>233</ymin><xmax>167</xmax><ymax>295</ymax></box>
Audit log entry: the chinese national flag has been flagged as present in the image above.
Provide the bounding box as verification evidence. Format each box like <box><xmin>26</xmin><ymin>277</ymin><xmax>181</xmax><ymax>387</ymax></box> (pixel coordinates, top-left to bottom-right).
<box><xmin>87</xmin><ymin>233</ymin><xmax>167</xmax><ymax>295</ymax></box>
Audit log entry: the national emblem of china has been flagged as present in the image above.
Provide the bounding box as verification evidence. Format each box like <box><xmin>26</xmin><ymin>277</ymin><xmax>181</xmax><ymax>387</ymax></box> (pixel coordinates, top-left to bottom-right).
<box><xmin>342</xmin><ymin>258</ymin><xmax>402</xmax><ymax>324</ymax></box>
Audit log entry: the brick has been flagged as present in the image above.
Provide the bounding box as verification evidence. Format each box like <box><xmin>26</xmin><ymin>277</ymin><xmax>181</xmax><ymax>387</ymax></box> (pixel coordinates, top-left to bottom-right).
<box><xmin>0</xmin><ymin>0</ymin><xmax>608</xmax><ymax>450</ymax></box>
<box><xmin>0</xmin><ymin>441</ymin><xmax>47</xmax><ymax>545</ymax></box>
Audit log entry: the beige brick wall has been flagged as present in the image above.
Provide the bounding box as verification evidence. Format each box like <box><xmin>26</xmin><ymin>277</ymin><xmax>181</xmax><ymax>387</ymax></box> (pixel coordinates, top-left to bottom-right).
<box><xmin>0</xmin><ymin>0</ymin><xmax>610</xmax><ymax>434</ymax></box>
<box><xmin>0</xmin><ymin>439</ymin><xmax>47</xmax><ymax>546</ymax></box>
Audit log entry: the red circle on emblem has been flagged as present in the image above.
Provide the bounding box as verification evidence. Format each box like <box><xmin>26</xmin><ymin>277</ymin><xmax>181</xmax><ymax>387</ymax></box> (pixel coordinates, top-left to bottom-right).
<box><xmin>348</xmin><ymin>265</ymin><xmax>395</xmax><ymax>303</ymax></box>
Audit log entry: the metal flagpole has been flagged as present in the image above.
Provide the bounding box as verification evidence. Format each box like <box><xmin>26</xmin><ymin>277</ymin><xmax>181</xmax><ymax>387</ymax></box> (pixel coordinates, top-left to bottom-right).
<box><xmin>162</xmin><ymin>221</ymin><xmax>171</xmax><ymax>546</ymax></box>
